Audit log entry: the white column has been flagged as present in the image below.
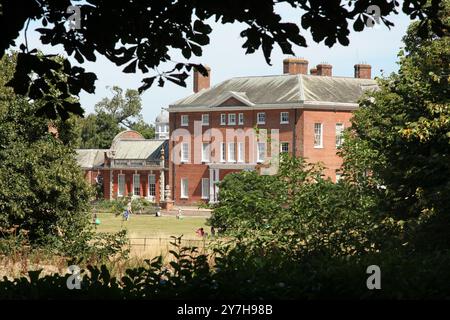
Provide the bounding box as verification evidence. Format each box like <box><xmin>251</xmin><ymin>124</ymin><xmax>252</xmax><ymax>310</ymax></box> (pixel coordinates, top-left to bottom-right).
<box><xmin>109</xmin><ymin>170</ymin><xmax>113</xmax><ymax>200</ymax></box>
<box><xmin>214</xmin><ymin>168</ymin><xmax>220</xmax><ymax>202</ymax></box>
<box><xmin>209</xmin><ymin>168</ymin><xmax>214</xmax><ymax>203</ymax></box>
<box><xmin>160</xmin><ymin>169</ymin><xmax>165</xmax><ymax>202</ymax></box>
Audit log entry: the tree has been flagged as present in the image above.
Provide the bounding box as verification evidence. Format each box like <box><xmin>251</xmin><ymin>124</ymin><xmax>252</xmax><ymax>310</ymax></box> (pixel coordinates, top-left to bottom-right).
<box><xmin>340</xmin><ymin>4</ymin><xmax>449</xmax><ymax>247</ymax></box>
<box><xmin>79</xmin><ymin>113</ymin><xmax>120</xmax><ymax>149</ymax></box>
<box><xmin>209</xmin><ymin>155</ymin><xmax>381</xmax><ymax>257</ymax></box>
<box><xmin>94</xmin><ymin>86</ymin><xmax>155</xmax><ymax>138</ymax></box>
<box><xmin>78</xmin><ymin>86</ymin><xmax>155</xmax><ymax>149</ymax></box>
<box><xmin>0</xmin><ymin>53</ymin><xmax>92</xmax><ymax>243</ymax></box>
<box><xmin>95</xmin><ymin>86</ymin><xmax>142</xmax><ymax>129</ymax></box>
<box><xmin>1</xmin><ymin>1</ymin><xmax>448</xmax><ymax>120</ymax></box>
<box><xmin>131</xmin><ymin>120</ymin><xmax>155</xmax><ymax>140</ymax></box>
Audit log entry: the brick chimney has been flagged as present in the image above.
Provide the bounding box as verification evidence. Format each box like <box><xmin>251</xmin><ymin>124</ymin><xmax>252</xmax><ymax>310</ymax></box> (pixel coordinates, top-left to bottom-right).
<box><xmin>316</xmin><ymin>64</ymin><xmax>332</xmax><ymax>76</ymax></box>
<box><xmin>310</xmin><ymin>68</ymin><xmax>318</xmax><ymax>75</ymax></box>
<box><xmin>354</xmin><ymin>64</ymin><xmax>372</xmax><ymax>79</ymax></box>
<box><xmin>193</xmin><ymin>66</ymin><xmax>211</xmax><ymax>93</ymax></box>
<box><xmin>283</xmin><ymin>58</ymin><xmax>308</xmax><ymax>75</ymax></box>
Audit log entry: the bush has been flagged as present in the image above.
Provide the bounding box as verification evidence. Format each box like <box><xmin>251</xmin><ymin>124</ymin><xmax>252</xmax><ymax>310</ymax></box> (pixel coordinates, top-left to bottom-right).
<box><xmin>0</xmin><ymin>228</ymin><xmax>30</xmax><ymax>258</ymax></box>
<box><xmin>38</xmin><ymin>229</ymin><xmax>130</xmax><ymax>263</ymax></box>
<box><xmin>209</xmin><ymin>155</ymin><xmax>383</xmax><ymax>257</ymax></box>
<box><xmin>93</xmin><ymin>197</ymin><xmax>158</xmax><ymax>216</ymax></box>
<box><xmin>2</xmin><ymin>237</ymin><xmax>450</xmax><ymax>299</ymax></box>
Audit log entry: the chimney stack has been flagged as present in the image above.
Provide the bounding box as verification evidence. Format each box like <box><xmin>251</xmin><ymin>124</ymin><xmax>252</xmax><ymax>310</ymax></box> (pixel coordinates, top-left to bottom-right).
<box><xmin>310</xmin><ymin>68</ymin><xmax>318</xmax><ymax>76</ymax></box>
<box><xmin>354</xmin><ymin>64</ymin><xmax>372</xmax><ymax>79</ymax></box>
<box><xmin>316</xmin><ymin>63</ymin><xmax>332</xmax><ymax>76</ymax></box>
<box><xmin>193</xmin><ymin>66</ymin><xmax>211</xmax><ymax>93</ymax></box>
<box><xmin>283</xmin><ymin>58</ymin><xmax>308</xmax><ymax>75</ymax></box>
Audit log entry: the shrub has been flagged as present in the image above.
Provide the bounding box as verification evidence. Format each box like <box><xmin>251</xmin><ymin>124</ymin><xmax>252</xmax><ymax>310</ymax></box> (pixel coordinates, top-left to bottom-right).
<box><xmin>2</xmin><ymin>238</ymin><xmax>450</xmax><ymax>299</ymax></box>
<box><xmin>93</xmin><ymin>197</ymin><xmax>158</xmax><ymax>216</ymax></box>
<box><xmin>209</xmin><ymin>155</ymin><xmax>383</xmax><ymax>257</ymax></box>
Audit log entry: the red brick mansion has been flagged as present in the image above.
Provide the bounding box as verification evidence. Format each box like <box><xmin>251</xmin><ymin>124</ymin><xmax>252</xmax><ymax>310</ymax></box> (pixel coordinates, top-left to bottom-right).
<box><xmin>76</xmin><ymin>58</ymin><xmax>377</xmax><ymax>205</ymax></box>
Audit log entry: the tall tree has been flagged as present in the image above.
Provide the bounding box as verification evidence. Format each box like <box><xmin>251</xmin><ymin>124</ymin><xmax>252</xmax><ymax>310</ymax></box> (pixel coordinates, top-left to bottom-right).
<box><xmin>79</xmin><ymin>86</ymin><xmax>155</xmax><ymax>149</ymax></box>
<box><xmin>79</xmin><ymin>113</ymin><xmax>120</xmax><ymax>149</ymax></box>
<box><xmin>94</xmin><ymin>86</ymin><xmax>142</xmax><ymax>129</ymax></box>
<box><xmin>340</xmin><ymin>3</ymin><xmax>450</xmax><ymax>246</ymax></box>
<box><xmin>1</xmin><ymin>1</ymin><xmax>448</xmax><ymax>120</ymax></box>
<box><xmin>0</xmin><ymin>53</ymin><xmax>92</xmax><ymax>242</ymax></box>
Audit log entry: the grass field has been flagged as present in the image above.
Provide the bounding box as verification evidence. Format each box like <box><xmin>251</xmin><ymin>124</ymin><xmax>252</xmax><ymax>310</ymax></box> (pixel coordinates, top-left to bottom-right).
<box><xmin>94</xmin><ymin>212</ymin><xmax>211</xmax><ymax>259</ymax></box>
<box><xmin>94</xmin><ymin>212</ymin><xmax>209</xmax><ymax>239</ymax></box>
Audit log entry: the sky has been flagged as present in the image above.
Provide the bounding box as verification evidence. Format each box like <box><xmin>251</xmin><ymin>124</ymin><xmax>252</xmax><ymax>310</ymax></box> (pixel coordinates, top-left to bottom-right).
<box><xmin>14</xmin><ymin>3</ymin><xmax>412</xmax><ymax>125</ymax></box>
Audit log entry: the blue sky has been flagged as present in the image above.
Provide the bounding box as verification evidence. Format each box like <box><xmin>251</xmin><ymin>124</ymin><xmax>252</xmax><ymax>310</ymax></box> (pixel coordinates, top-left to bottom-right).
<box><xmin>15</xmin><ymin>3</ymin><xmax>412</xmax><ymax>125</ymax></box>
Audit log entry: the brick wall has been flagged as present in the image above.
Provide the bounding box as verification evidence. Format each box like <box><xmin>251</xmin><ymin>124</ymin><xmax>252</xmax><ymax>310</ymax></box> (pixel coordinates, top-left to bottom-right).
<box><xmin>116</xmin><ymin>130</ymin><xmax>143</xmax><ymax>140</ymax></box>
<box><xmin>169</xmin><ymin>108</ymin><xmax>298</xmax><ymax>203</ymax></box>
<box><xmin>103</xmin><ymin>169</ymin><xmax>111</xmax><ymax>199</ymax></box>
<box><xmin>301</xmin><ymin>109</ymin><xmax>353</xmax><ymax>181</ymax></box>
<box><xmin>105</xmin><ymin>169</ymin><xmax>163</xmax><ymax>201</ymax></box>
<box><xmin>174</xmin><ymin>164</ymin><xmax>209</xmax><ymax>205</ymax></box>
<box><xmin>169</xmin><ymin>107</ymin><xmax>354</xmax><ymax>203</ymax></box>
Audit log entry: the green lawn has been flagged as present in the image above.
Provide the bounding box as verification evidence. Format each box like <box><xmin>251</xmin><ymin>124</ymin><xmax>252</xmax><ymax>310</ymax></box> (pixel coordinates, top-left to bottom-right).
<box><xmin>94</xmin><ymin>212</ymin><xmax>209</xmax><ymax>239</ymax></box>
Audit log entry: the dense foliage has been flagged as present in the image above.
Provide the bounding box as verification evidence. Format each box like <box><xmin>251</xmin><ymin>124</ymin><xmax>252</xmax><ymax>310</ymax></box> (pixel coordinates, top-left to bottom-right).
<box><xmin>209</xmin><ymin>155</ymin><xmax>391</xmax><ymax>257</ymax></box>
<box><xmin>77</xmin><ymin>86</ymin><xmax>154</xmax><ymax>149</ymax></box>
<box><xmin>0</xmin><ymin>54</ymin><xmax>92</xmax><ymax>244</ymax></box>
<box><xmin>93</xmin><ymin>197</ymin><xmax>159</xmax><ymax>216</ymax></box>
<box><xmin>0</xmin><ymin>54</ymin><xmax>131</xmax><ymax>262</ymax></box>
<box><xmin>3</xmin><ymin>239</ymin><xmax>450</xmax><ymax>299</ymax></box>
<box><xmin>340</xmin><ymin>7</ymin><xmax>450</xmax><ymax>250</ymax></box>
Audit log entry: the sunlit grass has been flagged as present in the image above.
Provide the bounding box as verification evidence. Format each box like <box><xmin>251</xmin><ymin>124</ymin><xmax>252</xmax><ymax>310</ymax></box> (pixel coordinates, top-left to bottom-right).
<box><xmin>94</xmin><ymin>212</ymin><xmax>209</xmax><ymax>239</ymax></box>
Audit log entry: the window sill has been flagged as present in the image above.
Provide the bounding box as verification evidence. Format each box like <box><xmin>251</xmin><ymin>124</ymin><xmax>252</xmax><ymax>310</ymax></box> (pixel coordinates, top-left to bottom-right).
<box><xmin>201</xmin><ymin>197</ymin><xmax>209</xmax><ymax>200</ymax></box>
<box><xmin>280</xmin><ymin>122</ymin><xmax>289</xmax><ymax>125</ymax></box>
<box><xmin>314</xmin><ymin>146</ymin><xmax>323</xmax><ymax>149</ymax></box>
<box><xmin>180</xmin><ymin>196</ymin><xmax>189</xmax><ymax>199</ymax></box>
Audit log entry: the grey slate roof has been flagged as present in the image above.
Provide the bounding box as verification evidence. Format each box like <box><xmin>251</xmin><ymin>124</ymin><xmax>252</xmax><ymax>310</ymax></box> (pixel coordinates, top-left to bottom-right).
<box><xmin>171</xmin><ymin>74</ymin><xmax>377</xmax><ymax>107</ymax></box>
<box><xmin>112</xmin><ymin>139</ymin><xmax>168</xmax><ymax>160</ymax></box>
<box><xmin>75</xmin><ymin>149</ymin><xmax>106</xmax><ymax>169</ymax></box>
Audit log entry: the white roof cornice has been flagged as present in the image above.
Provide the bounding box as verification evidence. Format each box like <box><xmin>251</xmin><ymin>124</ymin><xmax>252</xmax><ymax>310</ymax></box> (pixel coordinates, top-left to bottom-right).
<box><xmin>210</xmin><ymin>91</ymin><xmax>255</xmax><ymax>107</ymax></box>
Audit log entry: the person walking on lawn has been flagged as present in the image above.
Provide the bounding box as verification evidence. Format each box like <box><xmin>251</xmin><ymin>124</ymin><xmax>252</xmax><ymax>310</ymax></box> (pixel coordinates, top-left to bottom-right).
<box><xmin>123</xmin><ymin>201</ymin><xmax>133</xmax><ymax>221</ymax></box>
